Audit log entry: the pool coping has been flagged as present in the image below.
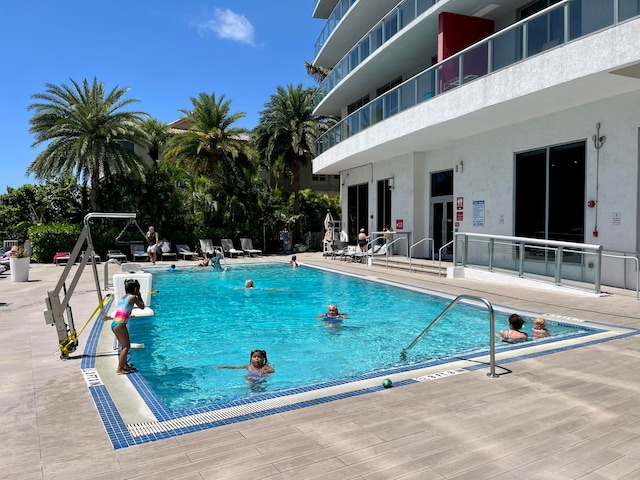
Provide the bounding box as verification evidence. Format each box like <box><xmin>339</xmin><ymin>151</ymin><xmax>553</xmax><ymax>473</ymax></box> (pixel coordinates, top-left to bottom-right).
<box><xmin>84</xmin><ymin>263</ymin><xmax>640</xmax><ymax>449</ymax></box>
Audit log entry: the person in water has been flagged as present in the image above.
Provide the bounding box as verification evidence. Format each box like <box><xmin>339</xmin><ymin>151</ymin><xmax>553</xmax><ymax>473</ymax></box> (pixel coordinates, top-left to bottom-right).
<box><xmin>290</xmin><ymin>255</ymin><xmax>299</xmax><ymax>267</ymax></box>
<box><xmin>532</xmin><ymin>317</ymin><xmax>551</xmax><ymax>338</ymax></box>
<box><xmin>315</xmin><ymin>303</ymin><xmax>347</xmax><ymax>320</ymax></box>
<box><xmin>111</xmin><ymin>279</ymin><xmax>145</xmax><ymax>374</ymax></box>
<box><xmin>497</xmin><ymin>314</ymin><xmax>528</xmax><ymax>343</ymax></box>
<box><xmin>215</xmin><ymin>349</ymin><xmax>275</xmax><ymax>376</ymax></box>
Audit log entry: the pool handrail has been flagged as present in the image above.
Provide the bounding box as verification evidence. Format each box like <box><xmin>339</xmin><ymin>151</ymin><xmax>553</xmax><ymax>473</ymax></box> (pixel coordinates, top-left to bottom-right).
<box><xmin>401</xmin><ymin>294</ymin><xmax>499</xmax><ymax>378</ymax></box>
<box><xmin>601</xmin><ymin>251</ymin><xmax>639</xmax><ymax>300</ymax></box>
<box><xmin>438</xmin><ymin>240</ymin><xmax>454</xmax><ymax>277</ymax></box>
<box><xmin>409</xmin><ymin>237</ymin><xmax>435</xmax><ymax>273</ymax></box>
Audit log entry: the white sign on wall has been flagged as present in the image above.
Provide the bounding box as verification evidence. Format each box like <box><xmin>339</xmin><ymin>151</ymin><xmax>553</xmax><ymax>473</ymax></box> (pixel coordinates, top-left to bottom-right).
<box><xmin>473</xmin><ymin>200</ymin><xmax>485</xmax><ymax>227</ymax></box>
<box><xmin>613</xmin><ymin>212</ymin><xmax>621</xmax><ymax>225</ymax></box>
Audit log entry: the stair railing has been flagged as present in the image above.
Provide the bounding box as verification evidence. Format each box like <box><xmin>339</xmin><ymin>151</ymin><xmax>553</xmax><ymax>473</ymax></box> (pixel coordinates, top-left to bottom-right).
<box><xmin>409</xmin><ymin>237</ymin><xmax>435</xmax><ymax>273</ymax></box>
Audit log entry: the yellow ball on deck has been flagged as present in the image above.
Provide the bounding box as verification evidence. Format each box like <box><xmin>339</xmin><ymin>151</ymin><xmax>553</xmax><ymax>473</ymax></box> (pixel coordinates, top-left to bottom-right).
<box><xmin>382</xmin><ymin>378</ymin><xmax>393</xmax><ymax>388</ymax></box>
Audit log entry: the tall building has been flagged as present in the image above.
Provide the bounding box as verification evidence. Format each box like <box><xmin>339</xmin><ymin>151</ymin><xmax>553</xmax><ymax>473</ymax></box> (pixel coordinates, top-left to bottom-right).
<box><xmin>311</xmin><ymin>0</ymin><xmax>640</xmax><ymax>287</ymax></box>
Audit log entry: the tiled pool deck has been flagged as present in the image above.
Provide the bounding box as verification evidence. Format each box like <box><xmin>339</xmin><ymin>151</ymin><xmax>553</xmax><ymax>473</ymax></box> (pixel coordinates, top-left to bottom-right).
<box><xmin>3</xmin><ymin>253</ymin><xmax>640</xmax><ymax>479</ymax></box>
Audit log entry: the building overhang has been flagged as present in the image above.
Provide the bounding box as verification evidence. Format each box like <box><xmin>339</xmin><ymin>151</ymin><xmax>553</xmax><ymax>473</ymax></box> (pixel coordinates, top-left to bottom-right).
<box><xmin>313</xmin><ymin>19</ymin><xmax>640</xmax><ymax>173</ymax></box>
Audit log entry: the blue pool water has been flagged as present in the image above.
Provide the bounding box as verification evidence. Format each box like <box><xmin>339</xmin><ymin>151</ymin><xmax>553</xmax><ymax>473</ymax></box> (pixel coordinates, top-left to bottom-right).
<box><xmin>129</xmin><ymin>263</ymin><xmax>592</xmax><ymax>412</ymax></box>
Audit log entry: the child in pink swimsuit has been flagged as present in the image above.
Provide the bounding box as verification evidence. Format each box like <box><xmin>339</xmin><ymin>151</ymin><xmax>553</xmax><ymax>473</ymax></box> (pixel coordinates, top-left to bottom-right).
<box><xmin>111</xmin><ymin>279</ymin><xmax>145</xmax><ymax>374</ymax></box>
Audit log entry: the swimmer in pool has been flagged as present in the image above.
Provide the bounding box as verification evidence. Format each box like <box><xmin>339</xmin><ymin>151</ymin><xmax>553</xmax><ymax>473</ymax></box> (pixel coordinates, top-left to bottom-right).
<box><xmin>111</xmin><ymin>279</ymin><xmax>145</xmax><ymax>375</ymax></box>
<box><xmin>315</xmin><ymin>303</ymin><xmax>347</xmax><ymax>321</ymax></box>
<box><xmin>496</xmin><ymin>313</ymin><xmax>528</xmax><ymax>343</ymax></box>
<box><xmin>532</xmin><ymin>317</ymin><xmax>551</xmax><ymax>338</ymax></box>
<box><xmin>215</xmin><ymin>349</ymin><xmax>275</xmax><ymax>375</ymax></box>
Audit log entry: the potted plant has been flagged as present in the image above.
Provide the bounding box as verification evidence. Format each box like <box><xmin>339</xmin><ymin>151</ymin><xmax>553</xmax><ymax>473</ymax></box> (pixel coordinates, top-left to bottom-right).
<box><xmin>9</xmin><ymin>245</ymin><xmax>31</xmax><ymax>282</ymax></box>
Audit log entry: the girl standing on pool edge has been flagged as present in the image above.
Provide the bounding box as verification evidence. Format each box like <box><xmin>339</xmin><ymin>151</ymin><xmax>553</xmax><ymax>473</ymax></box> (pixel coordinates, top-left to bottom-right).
<box><xmin>112</xmin><ymin>279</ymin><xmax>145</xmax><ymax>374</ymax></box>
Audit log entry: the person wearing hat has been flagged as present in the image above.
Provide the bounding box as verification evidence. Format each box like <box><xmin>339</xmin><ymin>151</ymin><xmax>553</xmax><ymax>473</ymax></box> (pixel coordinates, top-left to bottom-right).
<box><xmin>358</xmin><ymin>228</ymin><xmax>369</xmax><ymax>252</ymax></box>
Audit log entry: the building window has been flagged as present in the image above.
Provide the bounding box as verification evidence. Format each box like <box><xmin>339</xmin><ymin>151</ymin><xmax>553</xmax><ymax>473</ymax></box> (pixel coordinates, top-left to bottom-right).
<box><xmin>518</xmin><ymin>0</ymin><xmax>562</xmax><ymax>19</ymax></box>
<box><xmin>376</xmin><ymin>77</ymin><xmax>402</xmax><ymax>97</ymax></box>
<box><xmin>515</xmin><ymin>141</ymin><xmax>585</xmax><ymax>244</ymax></box>
<box><xmin>348</xmin><ymin>95</ymin><xmax>370</xmax><ymax>115</ymax></box>
<box><xmin>312</xmin><ymin>175</ymin><xmax>327</xmax><ymax>181</ymax></box>
<box><xmin>348</xmin><ymin>183</ymin><xmax>369</xmax><ymax>244</ymax></box>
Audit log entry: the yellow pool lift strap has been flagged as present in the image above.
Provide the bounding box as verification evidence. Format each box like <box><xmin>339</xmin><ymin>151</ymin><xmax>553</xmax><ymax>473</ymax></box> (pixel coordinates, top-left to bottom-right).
<box><xmin>44</xmin><ymin>212</ymin><xmax>144</xmax><ymax>359</ymax></box>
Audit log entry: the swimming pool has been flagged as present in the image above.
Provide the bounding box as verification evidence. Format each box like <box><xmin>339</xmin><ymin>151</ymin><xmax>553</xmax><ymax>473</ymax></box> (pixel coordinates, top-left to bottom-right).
<box><xmin>129</xmin><ymin>263</ymin><xmax>594</xmax><ymax>412</ymax></box>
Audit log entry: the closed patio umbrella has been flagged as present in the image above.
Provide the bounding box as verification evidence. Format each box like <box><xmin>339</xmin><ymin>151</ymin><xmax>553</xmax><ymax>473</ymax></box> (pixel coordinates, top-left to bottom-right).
<box><xmin>323</xmin><ymin>211</ymin><xmax>334</xmax><ymax>243</ymax></box>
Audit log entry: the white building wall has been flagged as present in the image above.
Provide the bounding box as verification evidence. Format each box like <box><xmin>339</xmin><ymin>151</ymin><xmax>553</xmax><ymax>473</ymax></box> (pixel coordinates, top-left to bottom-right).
<box><xmin>453</xmin><ymin>91</ymin><xmax>640</xmax><ymax>256</ymax></box>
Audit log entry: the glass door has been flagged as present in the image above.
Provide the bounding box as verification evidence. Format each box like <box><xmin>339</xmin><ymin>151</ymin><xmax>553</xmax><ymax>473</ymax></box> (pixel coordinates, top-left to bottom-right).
<box><xmin>432</xmin><ymin>200</ymin><xmax>453</xmax><ymax>259</ymax></box>
<box><xmin>430</xmin><ymin>170</ymin><xmax>454</xmax><ymax>260</ymax></box>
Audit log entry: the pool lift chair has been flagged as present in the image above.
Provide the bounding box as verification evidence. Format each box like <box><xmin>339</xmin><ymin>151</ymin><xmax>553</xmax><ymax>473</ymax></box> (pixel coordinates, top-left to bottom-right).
<box><xmin>43</xmin><ymin>213</ymin><xmax>151</xmax><ymax>359</ymax></box>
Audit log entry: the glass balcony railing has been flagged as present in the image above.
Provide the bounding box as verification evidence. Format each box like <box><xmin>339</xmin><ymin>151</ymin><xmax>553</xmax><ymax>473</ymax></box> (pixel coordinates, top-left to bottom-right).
<box><xmin>315</xmin><ymin>0</ymin><xmax>442</xmax><ymax>108</ymax></box>
<box><xmin>316</xmin><ymin>0</ymin><xmax>640</xmax><ymax>155</ymax></box>
<box><xmin>314</xmin><ymin>0</ymin><xmax>357</xmax><ymax>58</ymax></box>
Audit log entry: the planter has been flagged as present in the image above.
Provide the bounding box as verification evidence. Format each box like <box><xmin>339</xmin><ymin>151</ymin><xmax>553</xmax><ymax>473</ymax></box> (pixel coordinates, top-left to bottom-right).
<box><xmin>10</xmin><ymin>256</ymin><xmax>30</xmax><ymax>282</ymax></box>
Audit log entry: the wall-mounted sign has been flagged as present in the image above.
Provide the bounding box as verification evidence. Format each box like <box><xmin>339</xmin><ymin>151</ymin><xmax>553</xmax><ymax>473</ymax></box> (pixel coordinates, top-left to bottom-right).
<box><xmin>472</xmin><ymin>200</ymin><xmax>485</xmax><ymax>227</ymax></box>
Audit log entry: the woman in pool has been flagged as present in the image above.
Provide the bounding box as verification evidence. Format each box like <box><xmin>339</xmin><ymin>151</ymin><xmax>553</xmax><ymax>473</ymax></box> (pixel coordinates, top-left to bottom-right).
<box><xmin>215</xmin><ymin>349</ymin><xmax>275</xmax><ymax>376</ymax></box>
<box><xmin>112</xmin><ymin>279</ymin><xmax>145</xmax><ymax>375</ymax></box>
<box><xmin>497</xmin><ymin>313</ymin><xmax>528</xmax><ymax>343</ymax></box>
<box><xmin>315</xmin><ymin>303</ymin><xmax>347</xmax><ymax>321</ymax></box>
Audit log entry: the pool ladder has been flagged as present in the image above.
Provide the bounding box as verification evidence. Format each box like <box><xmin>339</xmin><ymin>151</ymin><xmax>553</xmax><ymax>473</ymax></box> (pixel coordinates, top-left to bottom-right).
<box><xmin>401</xmin><ymin>295</ymin><xmax>500</xmax><ymax>378</ymax></box>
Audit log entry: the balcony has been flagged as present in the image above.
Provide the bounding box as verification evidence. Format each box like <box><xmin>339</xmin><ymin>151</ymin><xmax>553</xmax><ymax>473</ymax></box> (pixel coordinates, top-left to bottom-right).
<box><xmin>315</xmin><ymin>0</ymin><xmax>640</xmax><ymax>156</ymax></box>
<box><xmin>314</xmin><ymin>0</ymin><xmax>442</xmax><ymax>109</ymax></box>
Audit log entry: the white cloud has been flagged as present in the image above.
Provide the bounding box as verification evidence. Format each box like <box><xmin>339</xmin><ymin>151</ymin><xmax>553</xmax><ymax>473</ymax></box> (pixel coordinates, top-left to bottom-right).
<box><xmin>196</xmin><ymin>8</ymin><xmax>255</xmax><ymax>46</ymax></box>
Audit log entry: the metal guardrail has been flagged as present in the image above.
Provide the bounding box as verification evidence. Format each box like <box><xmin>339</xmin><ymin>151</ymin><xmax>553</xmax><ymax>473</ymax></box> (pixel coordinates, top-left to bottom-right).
<box><xmin>401</xmin><ymin>294</ymin><xmax>499</xmax><ymax>378</ymax></box>
<box><xmin>454</xmin><ymin>233</ymin><xmax>603</xmax><ymax>294</ymax></box>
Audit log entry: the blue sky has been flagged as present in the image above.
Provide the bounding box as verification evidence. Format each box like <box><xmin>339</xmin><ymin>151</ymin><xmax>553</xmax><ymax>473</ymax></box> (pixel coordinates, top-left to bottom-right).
<box><xmin>0</xmin><ymin>1</ymin><xmax>322</xmax><ymax>193</ymax></box>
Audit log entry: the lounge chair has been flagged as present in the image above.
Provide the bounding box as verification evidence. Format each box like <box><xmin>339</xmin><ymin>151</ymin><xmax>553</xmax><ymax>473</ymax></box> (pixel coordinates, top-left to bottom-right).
<box><xmin>106</xmin><ymin>250</ymin><xmax>127</xmax><ymax>262</ymax></box>
<box><xmin>323</xmin><ymin>242</ymin><xmax>345</xmax><ymax>260</ymax></box>
<box><xmin>199</xmin><ymin>239</ymin><xmax>216</xmax><ymax>255</ymax></box>
<box><xmin>240</xmin><ymin>238</ymin><xmax>262</xmax><ymax>257</ymax></box>
<box><xmin>79</xmin><ymin>250</ymin><xmax>101</xmax><ymax>264</ymax></box>
<box><xmin>175</xmin><ymin>244</ymin><xmax>196</xmax><ymax>260</ymax></box>
<box><xmin>220</xmin><ymin>239</ymin><xmax>244</xmax><ymax>258</ymax></box>
<box><xmin>53</xmin><ymin>252</ymin><xmax>71</xmax><ymax>265</ymax></box>
<box><xmin>130</xmin><ymin>244</ymin><xmax>148</xmax><ymax>262</ymax></box>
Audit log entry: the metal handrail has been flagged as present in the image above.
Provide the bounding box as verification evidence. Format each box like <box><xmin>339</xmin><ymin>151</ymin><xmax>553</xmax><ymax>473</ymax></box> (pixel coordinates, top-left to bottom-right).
<box><xmin>438</xmin><ymin>240</ymin><xmax>454</xmax><ymax>277</ymax></box>
<box><xmin>378</xmin><ymin>236</ymin><xmax>408</xmax><ymax>268</ymax></box>
<box><xmin>400</xmin><ymin>294</ymin><xmax>499</xmax><ymax>378</ymax></box>
<box><xmin>409</xmin><ymin>237</ymin><xmax>435</xmax><ymax>273</ymax></box>
<box><xmin>455</xmin><ymin>233</ymin><xmax>603</xmax><ymax>294</ymax></box>
<box><xmin>602</xmin><ymin>252</ymin><xmax>639</xmax><ymax>300</ymax></box>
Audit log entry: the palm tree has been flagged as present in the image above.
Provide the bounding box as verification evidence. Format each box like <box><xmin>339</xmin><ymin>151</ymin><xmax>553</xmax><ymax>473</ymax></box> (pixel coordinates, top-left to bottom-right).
<box><xmin>27</xmin><ymin>77</ymin><xmax>149</xmax><ymax>212</ymax></box>
<box><xmin>304</xmin><ymin>61</ymin><xmax>330</xmax><ymax>84</ymax></box>
<box><xmin>143</xmin><ymin>118</ymin><xmax>171</xmax><ymax>161</ymax></box>
<box><xmin>253</xmin><ymin>84</ymin><xmax>320</xmax><ymax>215</ymax></box>
<box><xmin>163</xmin><ymin>92</ymin><xmax>255</xmax><ymax>187</ymax></box>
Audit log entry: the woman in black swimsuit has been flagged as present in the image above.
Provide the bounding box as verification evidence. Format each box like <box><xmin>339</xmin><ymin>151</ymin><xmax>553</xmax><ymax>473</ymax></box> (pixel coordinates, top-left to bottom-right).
<box><xmin>358</xmin><ymin>228</ymin><xmax>369</xmax><ymax>252</ymax></box>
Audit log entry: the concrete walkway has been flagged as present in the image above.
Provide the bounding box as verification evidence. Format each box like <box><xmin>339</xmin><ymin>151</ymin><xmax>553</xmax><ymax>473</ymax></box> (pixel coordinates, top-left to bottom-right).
<box><xmin>2</xmin><ymin>253</ymin><xmax>640</xmax><ymax>479</ymax></box>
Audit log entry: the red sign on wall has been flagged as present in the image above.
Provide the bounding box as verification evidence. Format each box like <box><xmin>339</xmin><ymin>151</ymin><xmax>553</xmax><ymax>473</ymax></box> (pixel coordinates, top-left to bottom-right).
<box><xmin>456</xmin><ymin>196</ymin><xmax>464</xmax><ymax>210</ymax></box>
<box><xmin>396</xmin><ymin>219</ymin><xmax>404</xmax><ymax>230</ymax></box>
<box><xmin>457</xmin><ymin>211</ymin><xmax>463</xmax><ymax>221</ymax></box>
